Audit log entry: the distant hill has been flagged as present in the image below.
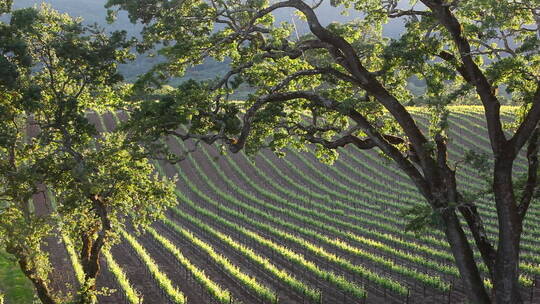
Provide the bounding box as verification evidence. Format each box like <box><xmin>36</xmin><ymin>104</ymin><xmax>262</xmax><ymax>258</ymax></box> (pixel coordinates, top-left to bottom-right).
<box><xmin>13</xmin><ymin>1</ymin><xmax>406</xmax><ymax>36</ymax></box>
<box><xmin>12</xmin><ymin>0</ymin><xmax>407</xmax><ymax>84</ymax></box>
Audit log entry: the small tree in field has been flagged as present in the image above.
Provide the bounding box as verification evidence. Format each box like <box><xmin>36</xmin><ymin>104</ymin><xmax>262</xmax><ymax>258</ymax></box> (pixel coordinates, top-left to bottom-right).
<box><xmin>0</xmin><ymin>4</ymin><xmax>177</xmax><ymax>304</ymax></box>
<box><xmin>107</xmin><ymin>0</ymin><xmax>540</xmax><ymax>303</ymax></box>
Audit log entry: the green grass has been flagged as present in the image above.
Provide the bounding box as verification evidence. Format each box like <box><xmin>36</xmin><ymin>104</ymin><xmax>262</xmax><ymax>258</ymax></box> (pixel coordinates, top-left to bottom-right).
<box><xmin>0</xmin><ymin>251</ymin><xmax>35</xmax><ymax>304</ymax></box>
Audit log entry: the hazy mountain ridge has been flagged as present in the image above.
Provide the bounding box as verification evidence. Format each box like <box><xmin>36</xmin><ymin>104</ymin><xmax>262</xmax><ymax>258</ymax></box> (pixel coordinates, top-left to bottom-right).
<box><xmin>12</xmin><ymin>0</ymin><xmax>406</xmax><ymax>84</ymax></box>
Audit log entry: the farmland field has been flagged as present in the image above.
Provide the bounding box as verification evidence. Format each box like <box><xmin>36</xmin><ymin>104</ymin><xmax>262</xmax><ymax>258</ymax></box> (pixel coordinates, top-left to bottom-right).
<box><xmin>14</xmin><ymin>106</ymin><xmax>540</xmax><ymax>304</ymax></box>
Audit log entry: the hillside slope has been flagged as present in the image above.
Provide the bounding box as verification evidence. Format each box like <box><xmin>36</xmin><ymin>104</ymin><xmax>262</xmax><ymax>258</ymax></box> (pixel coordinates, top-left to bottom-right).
<box><xmin>91</xmin><ymin>106</ymin><xmax>539</xmax><ymax>304</ymax></box>
<box><xmin>3</xmin><ymin>107</ymin><xmax>539</xmax><ymax>304</ymax></box>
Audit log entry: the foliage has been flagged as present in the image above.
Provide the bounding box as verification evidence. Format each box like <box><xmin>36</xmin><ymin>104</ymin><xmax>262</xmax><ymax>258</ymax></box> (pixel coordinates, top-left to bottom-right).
<box><xmin>0</xmin><ymin>0</ymin><xmax>12</xmax><ymax>14</ymax></box>
<box><xmin>0</xmin><ymin>3</ymin><xmax>177</xmax><ymax>303</ymax></box>
<box><xmin>106</xmin><ymin>0</ymin><xmax>540</xmax><ymax>302</ymax></box>
<box><xmin>58</xmin><ymin>132</ymin><xmax>178</xmax><ymax>247</ymax></box>
<box><xmin>107</xmin><ymin>0</ymin><xmax>538</xmax><ymax>160</ymax></box>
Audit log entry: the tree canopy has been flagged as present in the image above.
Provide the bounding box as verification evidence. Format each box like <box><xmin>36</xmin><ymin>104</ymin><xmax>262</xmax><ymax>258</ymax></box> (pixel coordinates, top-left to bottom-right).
<box><xmin>0</xmin><ymin>4</ymin><xmax>177</xmax><ymax>303</ymax></box>
<box><xmin>105</xmin><ymin>0</ymin><xmax>540</xmax><ymax>303</ymax></box>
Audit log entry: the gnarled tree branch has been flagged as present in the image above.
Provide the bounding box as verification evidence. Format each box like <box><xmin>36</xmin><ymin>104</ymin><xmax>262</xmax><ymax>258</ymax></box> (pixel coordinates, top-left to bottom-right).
<box><xmin>421</xmin><ymin>0</ymin><xmax>507</xmax><ymax>153</ymax></box>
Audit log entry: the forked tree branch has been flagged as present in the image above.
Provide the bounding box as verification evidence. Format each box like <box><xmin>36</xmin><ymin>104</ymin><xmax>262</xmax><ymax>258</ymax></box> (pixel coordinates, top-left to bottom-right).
<box><xmin>224</xmin><ymin>89</ymin><xmax>433</xmax><ymax>200</ymax></box>
<box><xmin>421</xmin><ymin>0</ymin><xmax>507</xmax><ymax>153</ymax></box>
<box><xmin>303</xmin><ymin>128</ymin><xmax>404</xmax><ymax>150</ymax></box>
<box><xmin>435</xmin><ymin>133</ymin><xmax>495</xmax><ymax>275</ymax></box>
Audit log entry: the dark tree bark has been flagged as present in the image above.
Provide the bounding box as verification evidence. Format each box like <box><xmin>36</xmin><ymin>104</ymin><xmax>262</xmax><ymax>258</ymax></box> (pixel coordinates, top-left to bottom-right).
<box><xmin>493</xmin><ymin>158</ymin><xmax>523</xmax><ymax>304</ymax></box>
<box><xmin>78</xmin><ymin>196</ymin><xmax>111</xmax><ymax>304</ymax></box>
<box><xmin>435</xmin><ymin>135</ymin><xmax>493</xmax><ymax>302</ymax></box>
<box><xmin>440</xmin><ymin>210</ymin><xmax>492</xmax><ymax>304</ymax></box>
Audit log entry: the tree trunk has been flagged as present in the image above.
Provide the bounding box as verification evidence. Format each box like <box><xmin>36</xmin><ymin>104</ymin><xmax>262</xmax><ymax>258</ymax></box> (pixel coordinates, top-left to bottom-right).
<box><xmin>493</xmin><ymin>159</ymin><xmax>523</xmax><ymax>304</ymax></box>
<box><xmin>79</xmin><ymin>232</ymin><xmax>101</xmax><ymax>304</ymax></box>
<box><xmin>78</xmin><ymin>196</ymin><xmax>111</xmax><ymax>304</ymax></box>
<box><xmin>440</xmin><ymin>209</ymin><xmax>492</xmax><ymax>304</ymax></box>
<box><xmin>80</xmin><ymin>231</ymin><xmax>101</xmax><ymax>280</ymax></box>
<box><xmin>17</xmin><ymin>255</ymin><xmax>57</xmax><ymax>304</ymax></box>
<box><xmin>79</xmin><ymin>230</ymin><xmax>102</xmax><ymax>304</ymax></box>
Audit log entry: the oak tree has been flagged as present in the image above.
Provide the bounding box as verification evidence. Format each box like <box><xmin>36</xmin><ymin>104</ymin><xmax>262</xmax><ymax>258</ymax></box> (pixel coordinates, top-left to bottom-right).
<box><xmin>107</xmin><ymin>0</ymin><xmax>540</xmax><ymax>303</ymax></box>
<box><xmin>0</xmin><ymin>4</ymin><xmax>177</xmax><ymax>303</ymax></box>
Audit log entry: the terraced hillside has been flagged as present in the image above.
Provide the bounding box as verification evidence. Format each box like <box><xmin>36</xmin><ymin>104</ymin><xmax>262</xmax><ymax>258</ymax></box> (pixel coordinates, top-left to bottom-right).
<box><xmin>8</xmin><ymin>107</ymin><xmax>539</xmax><ymax>304</ymax></box>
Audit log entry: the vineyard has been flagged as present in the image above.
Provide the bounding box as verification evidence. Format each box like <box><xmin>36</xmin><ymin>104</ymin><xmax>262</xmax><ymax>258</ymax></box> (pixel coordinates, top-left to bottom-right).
<box><xmin>22</xmin><ymin>106</ymin><xmax>540</xmax><ymax>304</ymax></box>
